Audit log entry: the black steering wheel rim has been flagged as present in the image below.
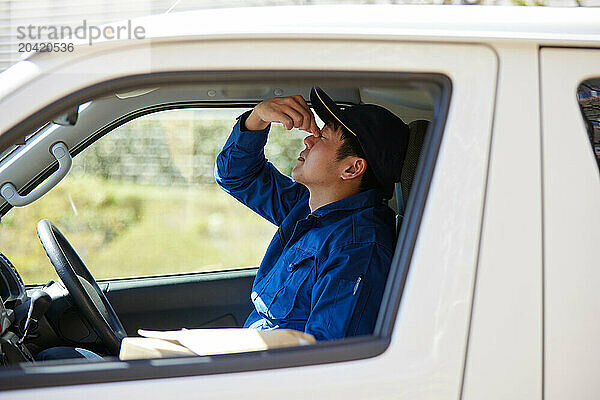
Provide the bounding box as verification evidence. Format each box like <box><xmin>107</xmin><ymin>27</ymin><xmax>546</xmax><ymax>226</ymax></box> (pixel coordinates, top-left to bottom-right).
<box><xmin>36</xmin><ymin>219</ymin><xmax>126</xmax><ymax>355</ymax></box>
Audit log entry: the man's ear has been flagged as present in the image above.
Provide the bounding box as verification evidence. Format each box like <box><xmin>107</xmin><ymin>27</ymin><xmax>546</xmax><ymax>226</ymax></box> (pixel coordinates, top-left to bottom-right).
<box><xmin>340</xmin><ymin>157</ymin><xmax>367</xmax><ymax>181</ymax></box>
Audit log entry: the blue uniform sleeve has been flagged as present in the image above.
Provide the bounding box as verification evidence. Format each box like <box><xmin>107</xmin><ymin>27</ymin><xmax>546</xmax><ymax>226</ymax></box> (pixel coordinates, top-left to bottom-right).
<box><xmin>214</xmin><ymin>111</ymin><xmax>308</xmax><ymax>226</ymax></box>
<box><xmin>305</xmin><ymin>243</ymin><xmax>392</xmax><ymax>341</ymax></box>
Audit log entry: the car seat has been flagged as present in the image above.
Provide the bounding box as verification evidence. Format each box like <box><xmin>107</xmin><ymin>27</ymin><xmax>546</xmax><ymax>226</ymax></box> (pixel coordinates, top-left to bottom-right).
<box><xmin>392</xmin><ymin>119</ymin><xmax>429</xmax><ymax>235</ymax></box>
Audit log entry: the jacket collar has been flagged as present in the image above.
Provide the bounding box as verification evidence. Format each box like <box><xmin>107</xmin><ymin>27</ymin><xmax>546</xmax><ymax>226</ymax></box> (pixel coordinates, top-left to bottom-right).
<box><xmin>311</xmin><ymin>189</ymin><xmax>385</xmax><ymax>217</ymax></box>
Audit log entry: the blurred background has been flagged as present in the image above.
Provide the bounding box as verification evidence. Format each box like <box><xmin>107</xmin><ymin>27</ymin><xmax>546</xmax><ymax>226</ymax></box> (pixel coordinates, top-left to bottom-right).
<box><xmin>0</xmin><ymin>106</ymin><xmax>308</xmax><ymax>284</ymax></box>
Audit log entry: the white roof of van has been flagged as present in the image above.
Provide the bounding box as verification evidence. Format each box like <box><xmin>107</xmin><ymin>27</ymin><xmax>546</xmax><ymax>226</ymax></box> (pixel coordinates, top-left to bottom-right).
<box><xmin>13</xmin><ymin>4</ymin><xmax>600</xmax><ymax>63</ymax></box>
<box><xmin>114</xmin><ymin>5</ymin><xmax>600</xmax><ymax>44</ymax></box>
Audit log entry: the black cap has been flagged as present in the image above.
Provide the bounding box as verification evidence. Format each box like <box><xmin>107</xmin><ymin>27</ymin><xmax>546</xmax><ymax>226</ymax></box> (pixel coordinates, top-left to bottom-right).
<box><xmin>310</xmin><ymin>86</ymin><xmax>409</xmax><ymax>199</ymax></box>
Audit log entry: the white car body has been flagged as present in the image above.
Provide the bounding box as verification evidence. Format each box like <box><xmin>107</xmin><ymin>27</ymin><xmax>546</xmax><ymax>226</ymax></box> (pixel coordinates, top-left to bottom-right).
<box><xmin>0</xmin><ymin>4</ymin><xmax>599</xmax><ymax>399</ymax></box>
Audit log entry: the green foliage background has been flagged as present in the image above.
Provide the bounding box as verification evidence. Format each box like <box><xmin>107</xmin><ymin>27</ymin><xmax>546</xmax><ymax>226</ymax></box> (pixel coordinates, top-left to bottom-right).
<box><xmin>0</xmin><ymin>110</ymin><xmax>307</xmax><ymax>285</ymax></box>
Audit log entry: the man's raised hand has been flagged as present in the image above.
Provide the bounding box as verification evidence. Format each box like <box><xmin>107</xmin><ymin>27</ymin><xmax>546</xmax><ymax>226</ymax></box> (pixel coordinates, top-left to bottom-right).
<box><xmin>245</xmin><ymin>95</ymin><xmax>320</xmax><ymax>136</ymax></box>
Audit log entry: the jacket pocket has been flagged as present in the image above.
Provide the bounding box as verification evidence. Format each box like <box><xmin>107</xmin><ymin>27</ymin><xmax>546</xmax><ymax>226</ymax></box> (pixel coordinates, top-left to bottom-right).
<box><xmin>265</xmin><ymin>252</ymin><xmax>315</xmax><ymax>320</ymax></box>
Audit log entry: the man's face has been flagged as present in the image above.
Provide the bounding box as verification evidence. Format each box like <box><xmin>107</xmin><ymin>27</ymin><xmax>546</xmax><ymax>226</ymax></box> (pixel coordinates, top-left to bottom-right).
<box><xmin>291</xmin><ymin>123</ymin><xmax>345</xmax><ymax>188</ymax></box>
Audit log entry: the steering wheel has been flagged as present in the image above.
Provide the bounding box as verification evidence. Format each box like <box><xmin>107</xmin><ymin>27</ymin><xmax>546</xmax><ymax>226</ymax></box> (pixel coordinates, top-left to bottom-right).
<box><xmin>36</xmin><ymin>219</ymin><xmax>126</xmax><ymax>355</ymax></box>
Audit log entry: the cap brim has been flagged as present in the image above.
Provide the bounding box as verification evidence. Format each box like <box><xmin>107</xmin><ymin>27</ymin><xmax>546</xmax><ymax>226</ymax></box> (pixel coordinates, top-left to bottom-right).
<box><xmin>310</xmin><ymin>86</ymin><xmax>357</xmax><ymax>136</ymax></box>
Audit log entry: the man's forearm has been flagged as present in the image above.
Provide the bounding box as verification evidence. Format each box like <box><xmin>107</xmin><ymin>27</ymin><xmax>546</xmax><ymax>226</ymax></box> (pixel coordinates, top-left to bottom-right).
<box><xmin>244</xmin><ymin>109</ymin><xmax>270</xmax><ymax>131</ymax></box>
<box><xmin>214</xmin><ymin>111</ymin><xmax>304</xmax><ymax>226</ymax></box>
<box><xmin>215</xmin><ymin>111</ymin><xmax>270</xmax><ymax>184</ymax></box>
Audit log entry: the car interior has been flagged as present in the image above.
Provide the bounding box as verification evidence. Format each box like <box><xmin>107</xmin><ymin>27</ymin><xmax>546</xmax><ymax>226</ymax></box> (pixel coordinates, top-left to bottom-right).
<box><xmin>0</xmin><ymin>80</ymin><xmax>438</xmax><ymax>372</ymax></box>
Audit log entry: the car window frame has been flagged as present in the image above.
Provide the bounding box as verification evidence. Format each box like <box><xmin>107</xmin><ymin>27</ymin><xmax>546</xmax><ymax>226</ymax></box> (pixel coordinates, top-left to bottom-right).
<box><xmin>0</xmin><ymin>70</ymin><xmax>451</xmax><ymax>391</ymax></box>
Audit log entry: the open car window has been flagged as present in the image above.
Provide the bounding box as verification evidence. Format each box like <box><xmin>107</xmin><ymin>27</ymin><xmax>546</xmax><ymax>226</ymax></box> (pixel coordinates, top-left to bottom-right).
<box><xmin>0</xmin><ymin>74</ymin><xmax>454</xmax><ymax>391</ymax></box>
<box><xmin>1</xmin><ymin>108</ymin><xmax>309</xmax><ymax>284</ymax></box>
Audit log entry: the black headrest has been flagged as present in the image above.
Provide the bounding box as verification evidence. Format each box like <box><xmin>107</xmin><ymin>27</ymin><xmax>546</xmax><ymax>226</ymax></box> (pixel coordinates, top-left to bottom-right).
<box><xmin>395</xmin><ymin>120</ymin><xmax>429</xmax><ymax>237</ymax></box>
<box><xmin>400</xmin><ymin>120</ymin><xmax>429</xmax><ymax>204</ymax></box>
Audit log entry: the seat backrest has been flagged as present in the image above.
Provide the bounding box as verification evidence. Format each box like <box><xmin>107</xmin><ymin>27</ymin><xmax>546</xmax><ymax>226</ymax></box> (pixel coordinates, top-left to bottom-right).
<box><xmin>395</xmin><ymin>119</ymin><xmax>429</xmax><ymax>235</ymax></box>
<box><xmin>401</xmin><ymin>120</ymin><xmax>429</xmax><ymax>205</ymax></box>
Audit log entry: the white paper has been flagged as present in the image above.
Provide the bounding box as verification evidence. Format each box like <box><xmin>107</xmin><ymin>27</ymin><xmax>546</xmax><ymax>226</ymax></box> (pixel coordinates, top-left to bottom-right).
<box><xmin>137</xmin><ymin>328</ymin><xmax>313</xmax><ymax>356</ymax></box>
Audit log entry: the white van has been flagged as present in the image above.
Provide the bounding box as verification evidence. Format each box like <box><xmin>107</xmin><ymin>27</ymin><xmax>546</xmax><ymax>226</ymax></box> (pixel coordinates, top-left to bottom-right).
<box><xmin>0</xmin><ymin>5</ymin><xmax>598</xmax><ymax>399</ymax></box>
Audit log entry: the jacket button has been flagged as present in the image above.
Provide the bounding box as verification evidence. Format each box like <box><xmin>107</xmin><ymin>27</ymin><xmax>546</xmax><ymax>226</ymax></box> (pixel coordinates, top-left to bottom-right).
<box><xmin>288</xmin><ymin>263</ymin><xmax>296</xmax><ymax>272</ymax></box>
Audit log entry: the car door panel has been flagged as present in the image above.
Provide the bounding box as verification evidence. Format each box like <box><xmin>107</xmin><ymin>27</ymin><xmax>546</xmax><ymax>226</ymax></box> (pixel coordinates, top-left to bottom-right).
<box><xmin>540</xmin><ymin>47</ymin><xmax>600</xmax><ymax>400</ymax></box>
<box><xmin>2</xmin><ymin>37</ymin><xmax>498</xmax><ymax>398</ymax></box>
<box><xmin>104</xmin><ymin>269</ymin><xmax>255</xmax><ymax>334</ymax></box>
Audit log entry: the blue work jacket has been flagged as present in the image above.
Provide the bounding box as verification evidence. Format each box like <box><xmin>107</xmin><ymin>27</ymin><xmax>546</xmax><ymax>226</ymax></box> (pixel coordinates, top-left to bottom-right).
<box><xmin>214</xmin><ymin>111</ymin><xmax>396</xmax><ymax>341</ymax></box>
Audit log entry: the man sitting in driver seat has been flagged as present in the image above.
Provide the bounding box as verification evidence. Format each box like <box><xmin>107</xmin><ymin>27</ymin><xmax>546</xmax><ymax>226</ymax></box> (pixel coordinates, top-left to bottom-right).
<box><xmin>36</xmin><ymin>87</ymin><xmax>409</xmax><ymax>360</ymax></box>
<box><xmin>215</xmin><ymin>87</ymin><xmax>409</xmax><ymax>340</ymax></box>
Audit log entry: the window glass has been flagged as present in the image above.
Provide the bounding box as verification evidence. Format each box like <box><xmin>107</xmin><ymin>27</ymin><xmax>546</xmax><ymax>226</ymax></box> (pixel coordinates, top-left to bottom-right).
<box><xmin>577</xmin><ymin>78</ymin><xmax>600</xmax><ymax>170</ymax></box>
<box><xmin>1</xmin><ymin>108</ymin><xmax>306</xmax><ymax>284</ymax></box>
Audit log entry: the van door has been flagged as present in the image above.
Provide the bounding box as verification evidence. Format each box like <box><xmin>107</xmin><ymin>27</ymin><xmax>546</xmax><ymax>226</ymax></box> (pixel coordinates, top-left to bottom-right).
<box><xmin>540</xmin><ymin>47</ymin><xmax>600</xmax><ymax>399</ymax></box>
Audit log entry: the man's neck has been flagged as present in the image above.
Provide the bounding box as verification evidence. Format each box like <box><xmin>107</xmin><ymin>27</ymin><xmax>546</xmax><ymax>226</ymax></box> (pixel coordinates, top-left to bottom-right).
<box><xmin>308</xmin><ymin>186</ymin><xmax>360</xmax><ymax>213</ymax></box>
